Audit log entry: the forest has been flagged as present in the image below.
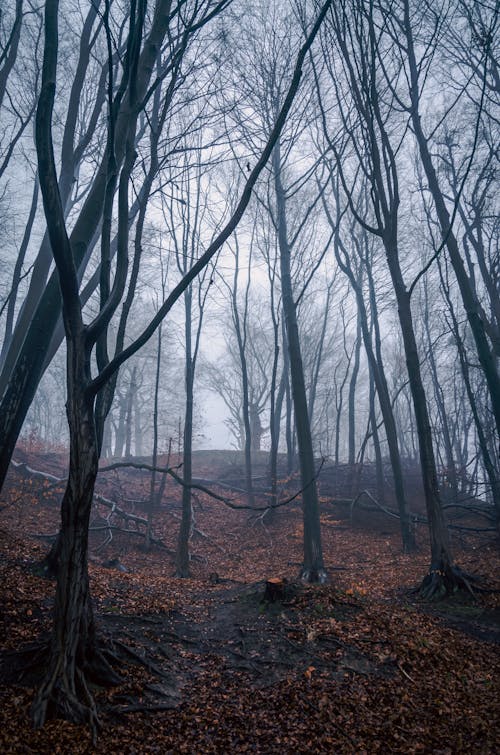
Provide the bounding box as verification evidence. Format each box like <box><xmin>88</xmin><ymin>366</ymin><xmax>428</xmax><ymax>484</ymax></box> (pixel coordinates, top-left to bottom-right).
<box><xmin>0</xmin><ymin>0</ymin><xmax>499</xmax><ymax>751</ymax></box>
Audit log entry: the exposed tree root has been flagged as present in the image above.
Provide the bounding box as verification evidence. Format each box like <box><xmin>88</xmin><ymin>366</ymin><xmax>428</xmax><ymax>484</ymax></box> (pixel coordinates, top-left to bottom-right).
<box><xmin>31</xmin><ymin>660</ymin><xmax>101</xmax><ymax>743</ymax></box>
<box><xmin>113</xmin><ymin>702</ymin><xmax>178</xmax><ymax>715</ymax></box>
<box><xmin>0</xmin><ymin>640</ymin><xmax>51</xmax><ymax>684</ymax></box>
<box><xmin>300</xmin><ymin>567</ymin><xmax>328</xmax><ymax>584</ymax></box>
<box><xmin>417</xmin><ymin>565</ymin><xmax>479</xmax><ymax>601</ymax></box>
<box><xmin>112</xmin><ymin>638</ymin><xmax>170</xmax><ymax>680</ymax></box>
<box><xmin>30</xmin><ymin>636</ymin><xmax>124</xmax><ymax>742</ymax></box>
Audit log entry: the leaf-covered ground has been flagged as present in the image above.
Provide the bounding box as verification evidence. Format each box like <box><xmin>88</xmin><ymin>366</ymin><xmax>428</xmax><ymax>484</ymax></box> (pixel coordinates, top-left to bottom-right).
<box><xmin>0</xmin><ymin>452</ymin><xmax>499</xmax><ymax>753</ymax></box>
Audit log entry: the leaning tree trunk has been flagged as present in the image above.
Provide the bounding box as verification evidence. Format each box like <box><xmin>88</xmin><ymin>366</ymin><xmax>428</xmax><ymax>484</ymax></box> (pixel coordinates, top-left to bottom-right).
<box><xmin>331</xmin><ymin>224</ymin><xmax>415</xmax><ymax>551</ymax></box>
<box><xmin>269</xmin><ymin>357</ymin><xmax>286</xmax><ymax>509</ymax></box>
<box><xmin>274</xmin><ymin>145</ymin><xmax>325</xmax><ymax>583</ymax></box>
<box><xmin>368</xmin><ymin>372</ymin><xmax>386</xmax><ymax>507</ymax></box>
<box><xmin>384</xmin><ymin>236</ymin><xmax>465</xmax><ymax>596</ymax></box>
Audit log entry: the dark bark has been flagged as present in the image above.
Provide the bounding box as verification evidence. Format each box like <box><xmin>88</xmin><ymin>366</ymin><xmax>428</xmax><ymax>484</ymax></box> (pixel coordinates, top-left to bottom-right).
<box><xmin>32</xmin><ymin>340</ymin><xmax>104</xmax><ymax>729</ymax></box>
<box><xmin>31</xmin><ymin>0</ymin><xmax>124</xmax><ymax>729</ymax></box>
<box><xmin>231</xmin><ymin>239</ymin><xmax>255</xmax><ymax>507</ymax></box>
<box><xmin>323</xmin><ymin>191</ymin><xmax>414</xmax><ymax>551</ymax></box>
<box><xmin>385</xmin><ymin>234</ymin><xmax>449</xmax><ymax>568</ymax></box>
<box><xmin>273</xmin><ymin>144</ymin><xmax>326</xmax><ymax>583</ymax></box>
<box><xmin>176</xmin><ymin>293</ymin><xmax>194</xmax><ymax>577</ymax></box>
<box><xmin>0</xmin><ymin>0</ymin><xmax>23</xmax><ymax>111</ymax></box>
<box><xmin>348</xmin><ymin>302</ymin><xmax>362</xmax><ymax>467</ymax></box>
<box><xmin>28</xmin><ymin>0</ymin><xmax>333</xmax><ymax>729</ymax></box>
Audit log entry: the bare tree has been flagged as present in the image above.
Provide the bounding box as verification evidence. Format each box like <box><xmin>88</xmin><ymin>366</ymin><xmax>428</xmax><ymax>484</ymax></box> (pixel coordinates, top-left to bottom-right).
<box><xmin>30</xmin><ymin>0</ymin><xmax>332</xmax><ymax>728</ymax></box>
<box><xmin>315</xmin><ymin>0</ymin><xmax>469</xmax><ymax>592</ymax></box>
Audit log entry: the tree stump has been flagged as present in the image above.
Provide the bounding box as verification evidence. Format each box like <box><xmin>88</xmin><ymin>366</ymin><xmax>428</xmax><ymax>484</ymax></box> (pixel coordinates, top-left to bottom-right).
<box><xmin>264</xmin><ymin>577</ymin><xmax>286</xmax><ymax>602</ymax></box>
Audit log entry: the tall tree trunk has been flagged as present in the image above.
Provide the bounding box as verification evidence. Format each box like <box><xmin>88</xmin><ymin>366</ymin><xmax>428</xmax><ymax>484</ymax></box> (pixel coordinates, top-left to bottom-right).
<box><xmin>124</xmin><ymin>367</ymin><xmax>136</xmax><ymax>459</ymax></box>
<box><xmin>269</xmin><ymin>358</ymin><xmax>286</xmax><ymax>508</ymax></box>
<box><xmin>369</xmin><ymin>372</ymin><xmax>385</xmax><ymax>506</ymax></box>
<box><xmin>146</xmin><ymin>327</ymin><xmax>162</xmax><ymax>550</ymax></box>
<box><xmin>384</xmin><ymin>232</ymin><xmax>451</xmax><ymax>581</ymax></box>
<box><xmin>326</xmin><ymin>206</ymin><xmax>414</xmax><ymax>550</ymax></box>
<box><xmin>231</xmin><ymin>241</ymin><xmax>255</xmax><ymax>507</ymax></box>
<box><xmin>273</xmin><ymin>145</ymin><xmax>325</xmax><ymax>582</ymax></box>
<box><xmin>283</xmin><ymin>320</ymin><xmax>295</xmax><ymax>475</ymax></box>
<box><xmin>348</xmin><ymin>304</ymin><xmax>362</xmax><ymax>467</ymax></box>
<box><xmin>176</xmin><ymin>290</ymin><xmax>194</xmax><ymax>577</ymax></box>
<box><xmin>113</xmin><ymin>394</ymin><xmax>127</xmax><ymax>458</ymax></box>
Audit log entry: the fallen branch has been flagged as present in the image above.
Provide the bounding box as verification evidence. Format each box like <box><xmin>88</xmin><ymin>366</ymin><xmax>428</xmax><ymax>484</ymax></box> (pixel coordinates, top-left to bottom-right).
<box><xmin>349</xmin><ymin>490</ymin><xmax>494</xmax><ymax>535</ymax></box>
<box><xmin>11</xmin><ymin>460</ymin><xmax>64</xmax><ymax>485</ymax></box>
<box><xmin>94</xmin><ymin>494</ymin><xmax>147</xmax><ymax>527</ymax></box>
<box><xmin>100</xmin><ymin>461</ymin><xmax>271</xmax><ymax>496</ymax></box>
<box><xmin>350</xmin><ymin>490</ymin><xmax>406</xmax><ymax>522</ymax></box>
<box><xmin>397</xmin><ymin>661</ymin><xmax>415</xmax><ymax>683</ymax></box>
<box><xmin>99</xmin><ymin>460</ymin><xmax>183</xmax><ymax>476</ymax></box>
<box><xmin>100</xmin><ymin>458</ymin><xmax>326</xmax><ymax>510</ymax></box>
<box><xmin>113</xmin><ymin>703</ymin><xmax>178</xmax><ymax>714</ymax></box>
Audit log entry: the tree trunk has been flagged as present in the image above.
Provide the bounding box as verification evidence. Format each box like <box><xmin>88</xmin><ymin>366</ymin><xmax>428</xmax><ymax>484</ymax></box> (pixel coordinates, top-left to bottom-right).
<box><xmin>369</xmin><ymin>372</ymin><xmax>385</xmax><ymax>507</ymax></box>
<box><xmin>32</xmin><ymin>337</ymin><xmax>116</xmax><ymax>731</ymax></box>
<box><xmin>176</xmin><ymin>290</ymin><xmax>194</xmax><ymax>577</ymax></box>
<box><xmin>273</xmin><ymin>144</ymin><xmax>325</xmax><ymax>583</ymax></box>
<box><xmin>269</xmin><ymin>358</ymin><xmax>286</xmax><ymax>508</ymax></box>
<box><xmin>329</xmin><ymin>216</ymin><xmax>414</xmax><ymax>551</ymax></box>
<box><xmin>348</xmin><ymin>304</ymin><xmax>361</xmax><ymax>467</ymax></box>
<box><xmin>284</xmin><ymin>328</ymin><xmax>295</xmax><ymax>475</ymax></box>
<box><xmin>385</xmin><ymin>233</ymin><xmax>452</xmax><ymax>582</ymax></box>
<box><xmin>146</xmin><ymin>327</ymin><xmax>162</xmax><ymax>550</ymax></box>
<box><xmin>231</xmin><ymin>241</ymin><xmax>255</xmax><ymax>508</ymax></box>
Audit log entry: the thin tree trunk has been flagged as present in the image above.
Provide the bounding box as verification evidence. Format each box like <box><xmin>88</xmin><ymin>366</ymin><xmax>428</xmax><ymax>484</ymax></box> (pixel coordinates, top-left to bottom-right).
<box><xmin>385</xmin><ymin>233</ymin><xmax>450</xmax><ymax>572</ymax></box>
<box><xmin>348</xmin><ymin>304</ymin><xmax>362</xmax><ymax>467</ymax></box>
<box><xmin>274</xmin><ymin>144</ymin><xmax>325</xmax><ymax>582</ymax></box>
<box><xmin>146</xmin><ymin>327</ymin><xmax>162</xmax><ymax>550</ymax></box>
<box><xmin>1</xmin><ymin>174</ymin><xmax>39</xmax><ymax>362</ymax></box>
<box><xmin>369</xmin><ymin>372</ymin><xmax>385</xmax><ymax>506</ymax></box>
<box><xmin>176</xmin><ymin>291</ymin><xmax>194</xmax><ymax>577</ymax></box>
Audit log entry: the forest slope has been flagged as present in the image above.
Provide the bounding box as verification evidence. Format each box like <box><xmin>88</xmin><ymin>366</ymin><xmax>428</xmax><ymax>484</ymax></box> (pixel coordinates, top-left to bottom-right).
<box><xmin>0</xmin><ymin>451</ymin><xmax>499</xmax><ymax>753</ymax></box>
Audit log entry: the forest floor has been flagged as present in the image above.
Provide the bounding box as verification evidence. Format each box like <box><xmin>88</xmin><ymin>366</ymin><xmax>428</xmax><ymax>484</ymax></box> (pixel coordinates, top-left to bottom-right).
<box><xmin>0</xmin><ymin>449</ymin><xmax>499</xmax><ymax>753</ymax></box>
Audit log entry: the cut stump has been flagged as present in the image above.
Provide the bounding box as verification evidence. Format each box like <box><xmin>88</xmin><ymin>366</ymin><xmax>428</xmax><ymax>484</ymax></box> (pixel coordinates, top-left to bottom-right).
<box><xmin>264</xmin><ymin>578</ymin><xmax>286</xmax><ymax>602</ymax></box>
